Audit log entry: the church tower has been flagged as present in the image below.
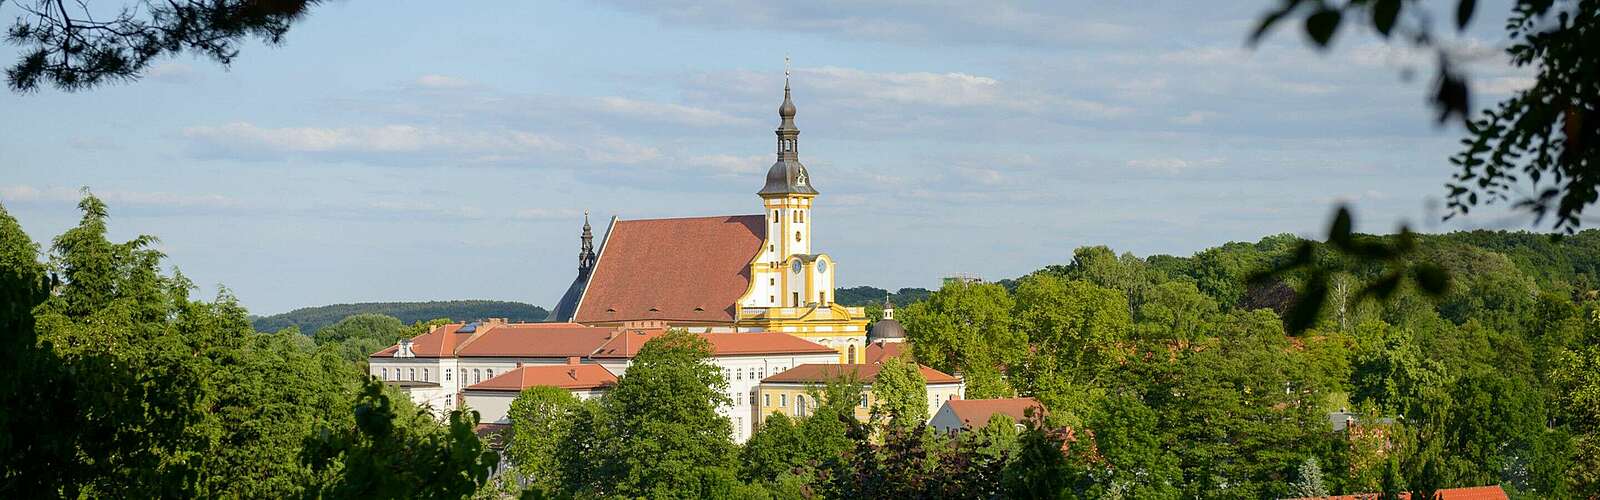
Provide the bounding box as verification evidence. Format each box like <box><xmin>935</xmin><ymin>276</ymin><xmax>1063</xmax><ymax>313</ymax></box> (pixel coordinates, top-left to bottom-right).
<box><xmin>759</xmin><ymin>67</ymin><xmax>818</xmax><ymax>262</ymax></box>
<box><xmin>733</xmin><ymin>63</ymin><xmax>868</xmax><ymax>363</ymax></box>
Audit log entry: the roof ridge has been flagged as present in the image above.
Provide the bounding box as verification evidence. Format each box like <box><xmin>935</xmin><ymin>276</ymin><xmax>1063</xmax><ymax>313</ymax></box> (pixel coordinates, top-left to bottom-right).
<box><xmin>615</xmin><ymin>213</ymin><xmax>763</xmax><ymax>222</ymax></box>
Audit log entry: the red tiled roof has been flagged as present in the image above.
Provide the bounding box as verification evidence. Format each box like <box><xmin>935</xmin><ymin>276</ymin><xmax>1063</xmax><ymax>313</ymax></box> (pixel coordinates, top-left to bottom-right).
<box><xmin>467</xmin><ymin>364</ymin><xmax>618</xmax><ymax>392</ymax></box>
<box><xmin>370</xmin><ymin>323</ymin><xmax>475</xmax><ymax>358</ymax></box>
<box><xmin>455</xmin><ymin>323</ymin><xmax>639</xmax><ymax>357</ymax></box>
<box><xmin>587</xmin><ymin>331</ymin><xmax>837</xmax><ymax>358</ymax></box>
<box><xmin>864</xmin><ymin>342</ymin><xmax>908</xmax><ymax>364</ymax></box>
<box><xmin>371</xmin><ymin>322</ymin><xmax>832</xmax><ymax>361</ymax></box>
<box><xmin>943</xmin><ymin>398</ymin><xmax>1045</xmax><ymax>427</ymax></box>
<box><xmin>763</xmin><ymin>363</ymin><xmax>961</xmax><ymax>385</ymax></box>
<box><xmin>1287</xmin><ymin>485</ymin><xmax>1509</xmax><ymax>500</ymax></box>
<box><xmin>573</xmin><ymin>215</ymin><xmax>765</xmax><ymax>324</ymax></box>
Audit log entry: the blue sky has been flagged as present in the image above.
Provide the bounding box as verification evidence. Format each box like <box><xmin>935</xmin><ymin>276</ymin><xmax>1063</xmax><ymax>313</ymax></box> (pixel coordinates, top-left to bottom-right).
<box><xmin>0</xmin><ymin>1</ymin><xmax>1533</xmax><ymax>315</ymax></box>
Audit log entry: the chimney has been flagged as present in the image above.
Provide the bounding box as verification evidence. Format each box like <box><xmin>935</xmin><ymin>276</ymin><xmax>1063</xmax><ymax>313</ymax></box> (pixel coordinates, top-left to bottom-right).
<box><xmin>566</xmin><ymin>356</ymin><xmax>580</xmax><ymax>365</ymax></box>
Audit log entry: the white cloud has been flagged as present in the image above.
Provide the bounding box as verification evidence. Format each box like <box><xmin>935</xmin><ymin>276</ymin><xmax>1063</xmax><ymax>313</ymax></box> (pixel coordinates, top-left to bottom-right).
<box><xmin>686</xmin><ymin>154</ymin><xmax>768</xmax><ymax>176</ymax></box>
<box><xmin>789</xmin><ymin>66</ymin><xmax>1129</xmax><ymax>119</ymax></box>
<box><xmin>1169</xmin><ymin>111</ymin><xmax>1219</xmax><ymax>125</ymax></box>
<box><xmin>181</xmin><ymin>122</ymin><xmax>570</xmax><ymax>160</ymax></box>
<box><xmin>1125</xmin><ymin>157</ymin><xmax>1224</xmax><ymax>174</ymax></box>
<box><xmin>1473</xmin><ymin>76</ymin><xmax>1535</xmax><ymax>96</ymax></box>
<box><xmin>1</xmin><ymin>184</ymin><xmax>241</xmax><ymax>210</ymax></box>
<box><xmin>415</xmin><ymin>74</ymin><xmax>474</xmax><ymax>89</ymax></box>
<box><xmin>594</xmin><ymin>96</ymin><xmax>754</xmax><ymax>127</ymax></box>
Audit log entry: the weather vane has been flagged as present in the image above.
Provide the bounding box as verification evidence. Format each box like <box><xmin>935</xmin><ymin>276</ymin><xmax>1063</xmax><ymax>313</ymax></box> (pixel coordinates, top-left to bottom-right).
<box><xmin>785</xmin><ymin>55</ymin><xmax>791</xmax><ymax>80</ymax></box>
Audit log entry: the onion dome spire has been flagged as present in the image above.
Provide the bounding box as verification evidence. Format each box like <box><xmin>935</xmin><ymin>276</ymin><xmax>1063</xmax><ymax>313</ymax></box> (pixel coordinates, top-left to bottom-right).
<box><xmin>578</xmin><ymin>211</ymin><xmax>595</xmax><ymax>275</ymax></box>
<box><xmin>760</xmin><ymin>56</ymin><xmax>818</xmax><ymax>196</ymax></box>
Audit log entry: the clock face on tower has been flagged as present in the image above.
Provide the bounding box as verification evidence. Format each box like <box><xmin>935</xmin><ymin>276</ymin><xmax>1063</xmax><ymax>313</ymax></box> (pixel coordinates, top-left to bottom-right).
<box><xmin>818</xmin><ymin>260</ymin><xmax>827</xmax><ymax>273</ymax></box>
<box><xmin>791</xmin><ymin>260</ymin><xmax>803</xmax><ymax>273</ymax></box>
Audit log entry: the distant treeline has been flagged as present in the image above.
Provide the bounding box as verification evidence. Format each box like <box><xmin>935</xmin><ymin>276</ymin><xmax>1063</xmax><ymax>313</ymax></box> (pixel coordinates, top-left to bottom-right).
<box><xmin>834</xmin><ymin>286</ymin><xmax>933</xmax><ymax>307</ymax></box>
<box><xmin>252</xmin><ymin>300</ymin><xmax>548</xmax><ymax>334</ymax></box>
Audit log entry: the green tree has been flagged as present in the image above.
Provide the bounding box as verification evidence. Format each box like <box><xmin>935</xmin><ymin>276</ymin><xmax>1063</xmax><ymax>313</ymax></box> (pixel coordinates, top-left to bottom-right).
<box><xmin>1290</xmin><ymin>457</ymin><xmax>1329</xmax><ymax>498</ymax></box>
<box><xmin>584</xmin><ymin>329</ymin><xmax>736</xmax><ymax>497</ymax></box>
<box><xmin>505</xmin><ymin>386</ymin><xmax>583</xmax><ymax>490</ymax></box>
<box><xmin>871</xmin><ymin>355</ymin><xmax>929</xmax><ymax>425</ymax></box>
<box><xmin>898</xmin><ymin>281</ymin><xmax>1023</xmax><ymax>399</ymax></box>
<box><xmin>1136</xmin><ymin>280</ymin><xmax>1217</xmax><ymax>347</ymax></box>
<box><xmin>1012</xmin><ymin>274</ymin><xmax>1131</xmax><ymax>419</ymax></box>
<box><xmin>301</xmin><ymin>378</ymin><xmax>497</xmax><ymax>499</ymax></box>
<box><xmin>740</xmin><ymin>413</ymin><xmax>806</xmax><ymax>482</ymax></box>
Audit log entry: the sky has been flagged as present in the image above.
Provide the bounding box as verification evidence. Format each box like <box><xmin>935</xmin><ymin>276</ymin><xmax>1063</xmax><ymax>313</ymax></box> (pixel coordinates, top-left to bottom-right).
<box><xmin>0</xmin><ymin>0</ymin><xmax>1536</xmax><ymax>315</ymax></box>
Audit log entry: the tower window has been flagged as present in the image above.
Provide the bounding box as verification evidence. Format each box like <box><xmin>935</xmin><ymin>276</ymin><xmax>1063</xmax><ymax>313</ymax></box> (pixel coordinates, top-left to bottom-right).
<box><xmin>798</xmin><ymin>211</ymin><xmax>804</xmax><ymax>223</ymax></box>
<box><xmin>773</xmin><ymin>210</ymin><xmax>778</xmax><ymax>220</ymax></box>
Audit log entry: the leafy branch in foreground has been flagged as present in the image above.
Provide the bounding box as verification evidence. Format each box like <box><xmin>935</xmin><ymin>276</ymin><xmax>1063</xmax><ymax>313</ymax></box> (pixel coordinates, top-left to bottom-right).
<box><xmin>1254</xmin><ymin>205</ymin><xmax>1450</xmax><ymax>333</ymax></box>
<box><xmin>3</xmin><ymin>0</ymin><xmax>322</xmax><ymax>92</ymax></box>
<box><xmin>1253</xmin><ymin>0</ymin><xmax>1598</xmax><ymax>233</ymax></box>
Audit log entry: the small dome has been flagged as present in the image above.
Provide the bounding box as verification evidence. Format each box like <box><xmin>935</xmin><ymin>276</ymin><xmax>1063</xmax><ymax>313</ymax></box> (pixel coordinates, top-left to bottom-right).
<box><xmin>868</xmin><ymin>318</ymin><xmax>906</xmax><ymax>341</ymax></box>
<box><xmin>779</xmin><ymin>90</ymin><xmax>796</xmax><ymax>118</ymax></box>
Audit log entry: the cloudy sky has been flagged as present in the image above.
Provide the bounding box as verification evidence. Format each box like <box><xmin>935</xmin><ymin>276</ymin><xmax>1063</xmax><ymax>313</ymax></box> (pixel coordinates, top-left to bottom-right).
<box><xmin>0</xmin><ymin>0</ymin><xmax>1533</xmax><ymax>315</ymax></box>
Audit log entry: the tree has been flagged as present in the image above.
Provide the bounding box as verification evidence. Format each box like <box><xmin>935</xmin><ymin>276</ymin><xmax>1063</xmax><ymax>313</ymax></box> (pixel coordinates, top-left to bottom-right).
<box><xmin>3</xmin><ymin>0</ymin><xmax>323</xmax><ymax>92</ymax></box>
<box><xmin>898</xmin><ymin>281</ymin><xmax>1024</xmax><ymax>399</ymax></box>
<box><xmin>1290</xmin><ymin>457</ymin><xmax>1330</xmax><ymax>498</ymax></box>
<box><xmin>582</xmin><ymin>329</ymin><xmax>736</xmax><ymax>497</ymax></box>
<box><xmin>1012</xmin><ymin>274</ymin><xmax>1131</xmax><ymax>419</ymax></box>
<box><xmin>739</xmin><ymin>413</ymin><xmax>806</xmax><ymax>482</ymax></box>
<box><xmin>1136</xmin><ymin>280</ymin><xmax>1217</xmax><ymax>347</ymax></box>
<box><xmin>505</xmin><ymin>386</ymin><xmax>583</xmax><ymax>490</ymax></box>
<box><xmin>871</xmin><ymin>355</ymin><xmax>929</xmax><ymax>425</ymax></box>
<box><xmin>301</xmin><ymin>378</ymin><xmax>497</xmax><ymax>499</ymax></box>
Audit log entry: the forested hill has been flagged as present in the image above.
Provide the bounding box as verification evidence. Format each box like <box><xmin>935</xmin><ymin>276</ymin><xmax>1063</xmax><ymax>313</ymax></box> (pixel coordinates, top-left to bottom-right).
<box><xmin>251</xmin><ymin>300</ymin><xmax>548</xmax><ymax>333</ymax></box>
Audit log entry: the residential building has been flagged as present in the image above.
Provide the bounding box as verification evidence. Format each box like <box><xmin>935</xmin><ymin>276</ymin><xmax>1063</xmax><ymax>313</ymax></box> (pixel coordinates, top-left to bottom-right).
<box><xmin>930</xmin><ymin>397</ymin><xmax>1046</xmax><ymax>434</ymax></box>
<box><xmin>368</xmin><ymin>319</ymin><xmax>838</xmax><ymax>442</ymax></box>
<box><xmin>755</xmin><ymin>363</ymin><xmax>963</xmax><ymax>426</ymax></box>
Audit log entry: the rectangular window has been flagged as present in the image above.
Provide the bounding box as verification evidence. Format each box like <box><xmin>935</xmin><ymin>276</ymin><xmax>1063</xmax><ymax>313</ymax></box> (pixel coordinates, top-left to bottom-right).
<box><xmin>860</xmin><ymin>395</ymin><xmax>868</xmax><ymax>408</ymax></box>
<box><xmin>764</xmin><ymin>394</ymin><xmax>770</xmax><ymax>407</ymax></box>
<box><xmin>780</xmin><ymin>394</ymin><xmax>788</xmax><ymax>407</ymax></box>
<box><xmin>445</xmin><ymin>370</ymin><xmax>452</xmax><ymax>381</ymax></box>
<box><xmin>736</xmin><ymin>370</ymin><xmax>742</xmax><ymax>380</ymax></box>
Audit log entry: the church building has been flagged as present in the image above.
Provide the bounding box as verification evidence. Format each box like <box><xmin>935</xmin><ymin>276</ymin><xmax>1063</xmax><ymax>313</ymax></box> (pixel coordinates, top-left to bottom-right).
<box><xmin>548</xmin><ymin>73</ymin><xmax>870</xmax><ymax>364</ymax></box>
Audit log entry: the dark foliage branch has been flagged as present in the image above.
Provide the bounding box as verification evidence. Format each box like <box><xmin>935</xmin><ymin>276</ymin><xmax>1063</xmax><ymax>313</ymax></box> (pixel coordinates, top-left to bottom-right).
<box><xmin>1254</xmin><ymin>205</ymin><xmax>1449</xmax><ymax>333</ymax></box>
<box><xmin>3</xmin><ymin>0</ymin><xmax>321</xmax><ymax>92</ymax></box>
<box><xmin>1254</xmin><ymin>0</ymin><xmax>1598</xmax><ymax>233</ymax></box>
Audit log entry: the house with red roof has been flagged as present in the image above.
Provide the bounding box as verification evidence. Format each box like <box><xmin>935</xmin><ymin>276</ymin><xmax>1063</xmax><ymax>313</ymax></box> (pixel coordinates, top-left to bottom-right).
<box><xmin>756</xmin><ymin>363</ymin><xmax>964</xmax><ymax>426</ymax></box>
<box><xmin>368</xmin><ymin>319</ymin><xmax>840</xmax><ymax>442</ymax></box>
<box><xmin>930</xmin><ymin>397</ymin><xmax>1047</xmax><ymax>434</ymax></box>
<box><xmin>544</xmin><ymin>78</ymin><xmax>871</xmax><ymax>365</ymax></box>
<box><xmin>1285</xmin><ymin>485</ymin><xmax>1509</xmax><ymax>500</ymax></box>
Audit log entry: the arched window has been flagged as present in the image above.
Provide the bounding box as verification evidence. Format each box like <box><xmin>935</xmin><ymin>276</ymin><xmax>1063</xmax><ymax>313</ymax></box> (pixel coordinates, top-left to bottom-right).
<box><xmin>423</xmin><ymin>369</ymin><xmax>430</xmax><ymax>382</ymax></box>
<box><xmin>795</xmin><ymin>396</ymin><xmax>807</xmax><ymax>417</ymax></box>
<box><xmin>381</xmin><ymin>368</ymin><xmax>388</xmax><ymax>379</ymax></box>
<box><xmin>409</xmin><ymin>368</ymin><xmax>416</xmax><ymax>380</ymax></box>
<box><xmin>474</xmin><ymin>369</ymin><xmax>481</xmax><ymax>383</ymax></box>
<box><xmin>848</xmin><ymin>345</ymin><xmax>857</xmax><ymax>364</ymax></box>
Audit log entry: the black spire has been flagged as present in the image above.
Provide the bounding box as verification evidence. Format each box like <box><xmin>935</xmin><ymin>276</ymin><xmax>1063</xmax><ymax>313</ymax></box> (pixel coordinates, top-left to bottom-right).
<box><xmin>759</xmin><ymin>58</ymin><xmax>818</xmax><ymax>196</ymax></box>
<box><xmin>578</xmin><ymin>211</ymin><xmax>595</xmax><ymax>275</ymax></box>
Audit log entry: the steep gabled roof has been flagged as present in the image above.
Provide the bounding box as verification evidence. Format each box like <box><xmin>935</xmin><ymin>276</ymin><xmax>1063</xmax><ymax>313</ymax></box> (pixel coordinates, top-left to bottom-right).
<box><xmin>864</xmin><ymin>342</ymin><xmax>908</xmax><ymax>364</ymax></box>
<box><xmin>587</xmin><ymin>331</ymin><xmax>837</xmax><ymax>359</ymax></box>
<box><xmin>370</xmin><ymin>322</ymin><xmax>656</xmax><ymax>359</ymax></box>
<box><xmin>942</xmin><ymin>398</ymin><xmax>1046</xmax><ymax>428</ymax></box>
<box><xmin>763</xmin><ymin>363</ymin><xmax>961</xmax><ymax>385</ymax></box>
<box><xmin>572</xmin><ymin>215</ymin><xmax>766</xmax><ymax>324</ymax></box>
<box><xmin>467</xmin><ymin>364</ymin><xmax>617</xmax><ymax>392</ymax></box>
